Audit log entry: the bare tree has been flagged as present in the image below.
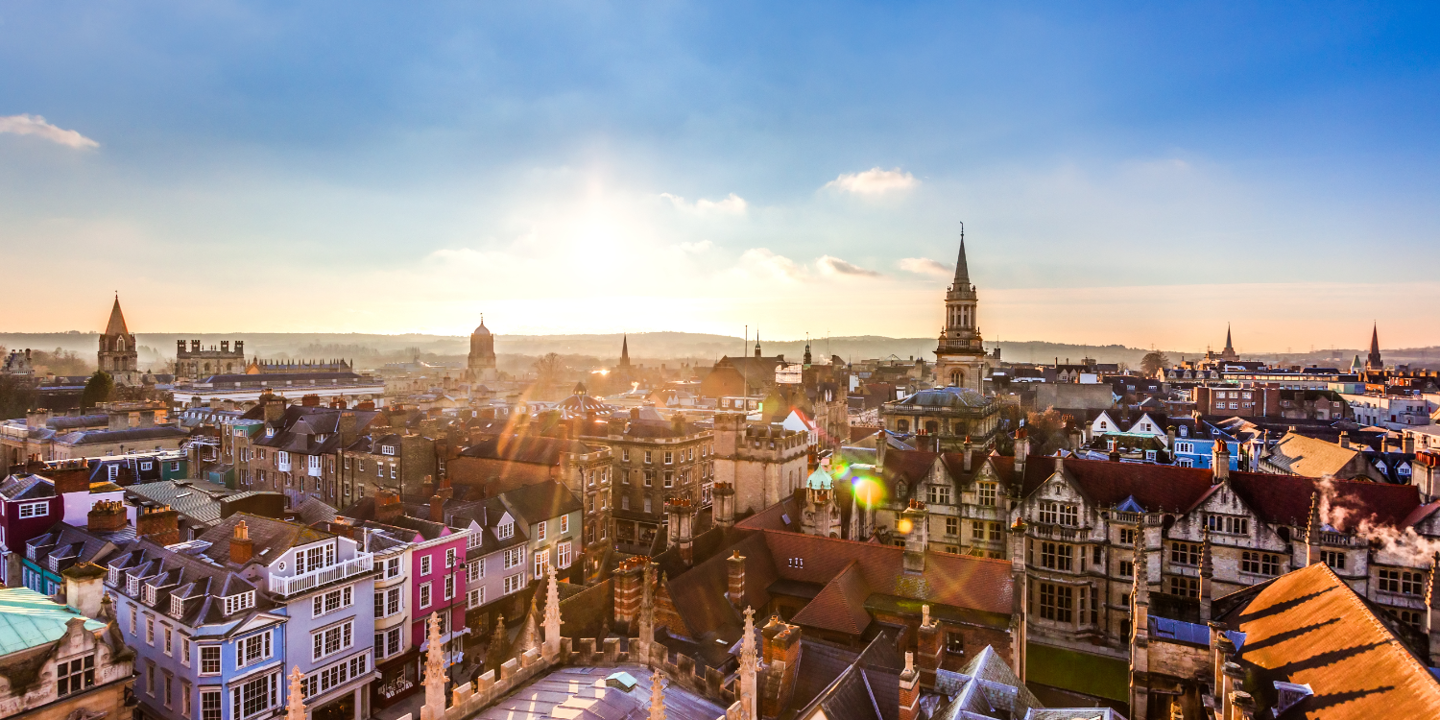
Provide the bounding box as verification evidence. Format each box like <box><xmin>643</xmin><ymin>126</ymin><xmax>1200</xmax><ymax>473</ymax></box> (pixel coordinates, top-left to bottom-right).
<box><xmin>1140</xmin><ymin>351</ymin><xmax>1169</xmax><ymax>378</ymax></box>
<box><xmin>532</xmin><ymin>353</ymin><xmax>566</xmax><ymax>389</ymax></box>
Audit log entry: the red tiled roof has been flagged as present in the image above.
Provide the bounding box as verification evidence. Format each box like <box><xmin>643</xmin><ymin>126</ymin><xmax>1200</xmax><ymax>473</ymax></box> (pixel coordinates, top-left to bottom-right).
<box><xmin>762</xmin><ymin>530</ymin><xmax>1012</xmax><ymax>617</ymax></box>
<box><xmin>662</xmin><ymin>530</ymin><xmax>778</xmax><ymax>644</ymax></box>
<box><xmin>1229</xmin><ymin>472</ymin><xmax>1422</xmax><ymax>529</ymax></box>
<box><xmin>791</xmin><ymin>560</ymin><xmax>872</xmax><ymax>635</ymax></box>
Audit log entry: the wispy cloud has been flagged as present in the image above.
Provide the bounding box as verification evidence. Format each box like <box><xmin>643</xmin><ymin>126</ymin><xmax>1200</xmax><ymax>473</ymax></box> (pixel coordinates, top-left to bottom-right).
<box><xmin>817</xmin><ymin>255</ymin><xmax>883</xmax><ymax>277</ymax></box>
<box><xmin>0</xmin><ymin>114</ymin><xmax>99</xmax><ymax>149</ymax></box>
<box><xmin>823</xmin><ymin>167</ymin><xmax>917</xmax><ymax>195</ymax></box>
<box><xmin>660</xmin><ymin>192</ymin><xmax>748</xmax><ymax>215</ymax></box>
<box><xmin>898</xmin><ymin>257</ymin><xmax>950</xmax><ymax>276</ymax></box>
<box><xmin>737</xmin><ymin>248</ymin><xmax>805</xmax><ymax>281</ymax></box>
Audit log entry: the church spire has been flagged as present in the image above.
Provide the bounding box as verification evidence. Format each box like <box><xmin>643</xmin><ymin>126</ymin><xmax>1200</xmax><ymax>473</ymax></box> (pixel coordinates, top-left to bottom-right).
<box><xmin>105</xmin><ymin>295</ymin><xmax>130</xmax><ymax>337</ymax></box>
<box><xmin>953</xmin><ymin>224</ymin><xmax>970</xmax><ymax>289</ymax></box>
<box><xmin>1367</xmin><ymin>323</ymin><xmax>1383</xmax><ymax>370</ymax></box>
<box><xmin>1224</xmin><ymin>323</ymin><xmax>1234</xmax><ymax>354</ymax></box>
<box><xmin>620</xmin><ymin>334</ymin><xmax>631</xmax><ymax>368</ymax></box>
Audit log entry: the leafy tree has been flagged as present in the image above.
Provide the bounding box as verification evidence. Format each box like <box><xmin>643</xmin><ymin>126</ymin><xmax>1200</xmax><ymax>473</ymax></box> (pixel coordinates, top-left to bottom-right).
<box><xmin>81</xmin><ymin>371</ymin><xmax>114</xmax><ymax>410</ymax></box>
<box><xmin>1025</xmin><ymin>407</ymin><xmax>1076</xmax><ymax>455</ymax></box>
<box><xmin>0</xmin><ymin>375</ymin><xmax>36</xmax><ymax>420</ymax></box>
<box><xmin>1140</xmin><ymin>351</ymin><xmax>1169</xmax><ymax>378</ymax></box>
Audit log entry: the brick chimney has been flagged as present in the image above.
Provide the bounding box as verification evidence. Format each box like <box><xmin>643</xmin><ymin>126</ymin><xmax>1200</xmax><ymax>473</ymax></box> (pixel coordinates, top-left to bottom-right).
<box><xmin>726</xmin><ymin>551</ymin><xmax>746</xmax><ymax>609</ymax></box>
<box><xmin>230</xmin><ymin>520</ymin><xmax>254</xmax><ymax>564</ymax></box>
<box><xmin>87</xmin><ymin>500</ymin><xmax>127</xmax><ymax>533</ymax></box>
<box><xmin>916</xmin><ymin>604</ymin><xmax>943</xmax><ymax>687</ymax></box>
<box><xmin>612</xmin><ymin>556</ymin><xmax>646</xmax><ymax>634</ymax></box>
<box><xmin>665</xmin><ymin>497</ymin><xmax>696</xmax><ymax>565</ymax></box>
<box><xmin>137</xmin><ymin>504</ymin><xmax>180</xmax><ymax>546</ymax></box>
<box><xmin>760</xmin><ymin>617</ymin><xmax>802</xmax><ymax>718</ymax></box>
<box><xmin>430</xmin><ymin>494</ymin><xmax>446</xmax><ymax>523</ymax></box>
<box><xmin>898</xmin><ymin>652</ymin><xmax>920</xmax><ymax>720</ymax></box>
<box><xmin>376</xmin><ymin>491</ymin><xmax>403</xmax><ymax>523</ymax></box>
<box><xmin>52</xmin><ymin>467</ymin><xmax>92</xmax><ymax>496</ymax></box>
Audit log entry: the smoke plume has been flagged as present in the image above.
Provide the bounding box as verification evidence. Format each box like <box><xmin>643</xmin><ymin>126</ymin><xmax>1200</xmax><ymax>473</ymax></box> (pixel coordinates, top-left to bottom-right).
<box><xmin>1317</xmin><ymin>476</ymin><xmax>1440</xmax><ymax>567</ymax></box>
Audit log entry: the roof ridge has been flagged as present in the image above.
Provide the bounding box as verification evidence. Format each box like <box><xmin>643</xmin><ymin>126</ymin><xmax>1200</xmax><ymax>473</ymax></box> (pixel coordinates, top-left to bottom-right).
<box><xmin>759</xmin><ymin>527</ymin><xmax>1012</xmax><ymax>566</ymax></box>
<box><xmin>1316</xmin><ymin>562</ymin><xmax>1440</xmax><ymax>686</ymax></box>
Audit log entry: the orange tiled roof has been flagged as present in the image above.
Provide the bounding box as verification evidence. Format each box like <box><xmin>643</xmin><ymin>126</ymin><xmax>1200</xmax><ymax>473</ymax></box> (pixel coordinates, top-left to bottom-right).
<box><xmin>790</xmin><ymin>560</ymin><xmax>872</xmax><ymax>635</ymax></box>
<box><xmin>1226</xmin><ymin>563</ymin><xmax>1440</xmax><ymax>719</ymax></box>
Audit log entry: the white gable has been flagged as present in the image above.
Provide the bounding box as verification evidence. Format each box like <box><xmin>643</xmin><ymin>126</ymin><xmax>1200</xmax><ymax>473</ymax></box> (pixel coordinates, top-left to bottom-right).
<box><xmin>1127</xmin><ymin>413</ymin><xmax>1164</xmax><ymax>436</ymax></box>
<box><xmin>1091</xmin><ymin>412</ymin><xmax>1118</xmax><ymax>435</ymax></box>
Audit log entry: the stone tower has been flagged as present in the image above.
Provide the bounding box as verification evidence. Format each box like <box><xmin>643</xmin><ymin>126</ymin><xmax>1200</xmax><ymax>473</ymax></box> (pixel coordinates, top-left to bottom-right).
<box><xmin>98</xmin><ymin>295</ymin><xmax>139</xmax><ymax>386</ymax></box>
<box><xmin>468</xmin><ymin>315</ymin><xmax>498</xmax><ymax>383</ymax></box>
<box><xmin>933</xmin><ymin>231</ymin><xmax>989</xmax><ymax>392</ymax></box>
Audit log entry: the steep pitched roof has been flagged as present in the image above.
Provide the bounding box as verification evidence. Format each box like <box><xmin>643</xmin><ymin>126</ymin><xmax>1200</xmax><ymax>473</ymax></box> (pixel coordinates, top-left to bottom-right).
<box><xmin>1228</xmin><ymin>473</ymin><xmax>1422</xmax><ymax>529</ymax></box>
<box><xmin>1265</xmin><ymin>433</ymin><xmax>1364</xmax><ymax>477</ymax></box>
<box><xmin>199</xmin><ymin>512</ymin><xmax>334</xmax><ymax>567</ymax></box>
<box><xmin>104</xmin><ymin>296</ymin><xmax>130</xmax><ymax>336</ymax></box>
<box><xmin>790</xmin><ymin>560</ymin><xmax>872</xmax><ymax>635</ymax></box>
<box><xmin>1218</xmin><ymin>563</ymin><xmax>1440</xmax><ymax>719</ymax></box>
<box><xmin>499</xmin><ymin>480</ymin><xmax>581</xmax><ymax>526</ymax></box>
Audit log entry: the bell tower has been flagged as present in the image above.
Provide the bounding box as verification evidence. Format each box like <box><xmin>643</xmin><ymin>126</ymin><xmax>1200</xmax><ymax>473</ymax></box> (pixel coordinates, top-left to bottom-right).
<box><xmin>468</xmin><ymin>314</ymin><xmax>498</xmax><ymax>382</ymax></box>
<box><xmin>98</xmin><ymin>295</ymin><xmax>140</xmax><ymax>386</ymax></box>
<box><xmin>933</xmin><ymin>227</ymin><xmax>989</xmax><ymax>391</ymax></box>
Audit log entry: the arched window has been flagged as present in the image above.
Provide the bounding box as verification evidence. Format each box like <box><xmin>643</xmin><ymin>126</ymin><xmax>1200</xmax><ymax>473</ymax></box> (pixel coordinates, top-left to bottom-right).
<box><xmin>897</xmin><ymin>419</ymin><xmax>910</xmax><ymax>433</ymax></box>
<box><xmin>950</xmin><ymin>370</ymin><xmax>962</xmax><ymax>387</ymax></box>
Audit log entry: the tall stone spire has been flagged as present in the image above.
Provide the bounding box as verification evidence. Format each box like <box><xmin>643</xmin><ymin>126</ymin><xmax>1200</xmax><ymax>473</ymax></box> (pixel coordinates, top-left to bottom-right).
<box><xmin>1367</xmin><ymin>323</ymin><xmax>1384</xmax><ymax>370</ymax></box>
<box><xmin>953</xmin><ymin>230</ymin><xmax>970</xmax><ymax>289</ymax></box>
<box><xmin>737</xmin><ymin>606</ymin><xmax>758</xmax><ymax>720</ymax></box>
<box><xmin>649</xmin><ymin>672</ymin><xmax>667</xmax><ymax>720</ymax></box>
<box><xmin>1224</xmin><ymin>324</ymin><xmax>1234</xmax><ymax>354</ymax></box>
<box><xmin>619</xmin><ymin>334</ymin><xmax>632</xmax><ymax>368</ymax></box>
<box><xmin>286</xmin><ymin>667</ymin><xmax>306</xmax><ymax>720</ymax></box>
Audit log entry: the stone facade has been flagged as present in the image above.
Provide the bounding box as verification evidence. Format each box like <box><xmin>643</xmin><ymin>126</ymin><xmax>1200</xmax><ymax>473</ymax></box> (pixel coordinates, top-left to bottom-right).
<box><xmin>710</xmin><ymin>413</ymin><xmax>810</xmax><ymax>517</ymax></box>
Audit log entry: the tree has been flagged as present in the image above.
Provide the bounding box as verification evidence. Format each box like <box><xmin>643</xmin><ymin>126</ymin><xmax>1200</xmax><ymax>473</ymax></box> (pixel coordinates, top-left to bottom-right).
<box><xmin>81</xmin><ymin>371</ymin><xmax>114</xmax><ymax>410</ymax></box>
<box><xmin>1026</xmin><ymin>407</ymin><xmax>1076</xmax><ymax>455</ymax></box>
<box><xmin>531</xmin><ymin>353</ymin><xmax>566</xmax><ymax>395</ymax></box>
<box><xmin>1140</xmin><ymin>351</ymin><xmax>1169</xmax><ymax>378</ymax></box>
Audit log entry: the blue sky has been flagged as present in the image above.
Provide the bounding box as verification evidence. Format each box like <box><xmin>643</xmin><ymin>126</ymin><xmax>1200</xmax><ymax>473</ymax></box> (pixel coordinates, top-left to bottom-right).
<box><xmin>2</xmin><ymin>2</ymin><xmax>1438</xmax><ymax>351</ymax></box>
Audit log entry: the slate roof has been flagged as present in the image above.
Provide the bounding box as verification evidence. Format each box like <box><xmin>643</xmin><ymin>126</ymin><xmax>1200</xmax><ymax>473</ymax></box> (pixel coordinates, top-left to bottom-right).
<box><xmin>472</xmin><ymin>665</ymin><xmax>723</xmax><ymax>720</ymax></box>
<box><xmin>27</xmin><ymin>523</ymin><xmax>135</xmax><ymax>574</ymax></box>
<box><xmin>198</xmin><ymin>512</ymin><xmax>335</xmax><ymax>567</ymax></box>
<box><xmin>0</xmin><ymin>475</ymin><xmax>55</xmax><ymax>501</ymax></box>
<box><xmin>56</xmin><ymin>426</ymin><xmax>190</xmax><ymax>446</ymax></box>
<box><xmin>1216</xmin><ymin>563</ymin><xmax>1440</xmax><ymax>719</ymax></box>
<box><xmin>460</xmin><ymin>433</ymin><xmax>594</xmax><ymax>466</ymax></box>
<box><xmin>125</xmin><ymin>479</ymin><xmax>236</xmax><ymax>525</ymax></box>
<box><xmin>499</xmin><ymin>480</ymin><xmax>582</xmax><ymax>526</ymax></box>
<box><xmin>106</xmin><ymin>539</ymin><xmax>271</xmax><ymax>628</ymax></box>
<box><xmin>1264</xmin><ymin>433</ymin><xmax>1364</xmax><ymax>477</ymax></box>
<box><xmin>0</xmin><ymin>588</ymin><xmax>106</xmax><ymax>656</ymax></box>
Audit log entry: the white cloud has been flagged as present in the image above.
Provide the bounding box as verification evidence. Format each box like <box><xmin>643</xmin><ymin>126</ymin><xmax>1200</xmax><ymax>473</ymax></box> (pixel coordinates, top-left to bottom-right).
<box><xmin>898</xmin><ymin>257</ymin><xmax>950</xmax><ymax>276</ymax></box>
<box><xmin>737</xmin><ymin>248</ymin><xmax>805</xmax><ymax>282</ymax></box>
<box><xmin>678</xmin><ymin>240</ymin><xmax>713</xmax><ymax>253</ymax></box>
<box><xmin>817</xmin><ymin>255</ymin><xmax>883</xmax><ymax>278</ymax></box>
<box><xmin>660</xmin><ymin>192</ymin><xmax>748</xmax><ymax>215</ymax></box>
<box><xmin>823</xmin><ymin>167</ymin><xmax>917</xmax><ymax>195</ymax></box>
<box><xmin>0</xmin><ymin>114</ymin><xmax>99</xmax><ymax>149</ymax></box>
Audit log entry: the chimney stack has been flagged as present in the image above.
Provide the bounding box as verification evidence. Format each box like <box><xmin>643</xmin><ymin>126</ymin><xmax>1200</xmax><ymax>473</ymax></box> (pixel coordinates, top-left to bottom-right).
<box><xmin>430</xmin><ymin>494</ymin><xmax>446</xmax><ymax>523</ymax></box>
<box><xmin>376</xmin><ymin>491</ymin><xmax>403</xmax><ymax>523</ymax></box>
<box><xmin>87</xmin><ymin>500</ymin><xmax>127</xmax><ymax>533</ymax></box>
<box><xmin>61</xmin><ymin>562</ymin><xmax>106</xmax><ymax>619</ymax></box>
<box><xmin>902</xmin><ymin>499</ymin><xmax>928</xmax><ymax>574</ymax></box>
<box><xmin>898</xmin><ymin>652</ymin><xmax>920</xmax><ymax>720</ymax></box>
<box><xmin>1014</xmin><ymin>428</ymin><xmax>1028</xmax><ymax>480</ymax></box>
<box><xmin>230</xmin><ymin>520</ymin><xmax>254</xmax><ymax>564</ymax></box>
<box><xmin>713</xmin><ymin>481</ymin><xmax>736</xmax><ymax>529</ymax></box>
<box><xmin>665</xmin><ymin>498</ymin><xmax>696</xmax><ymax>565</ymax></box>
<box><xmin>726</xmin><ymin>551</ymin><xmax>746</xmax><ymax>609</ymax></box>
<box><xmin>136</xmin><ymin>505</ymin><xmax>180</xmax><ymax>546</ymax></box>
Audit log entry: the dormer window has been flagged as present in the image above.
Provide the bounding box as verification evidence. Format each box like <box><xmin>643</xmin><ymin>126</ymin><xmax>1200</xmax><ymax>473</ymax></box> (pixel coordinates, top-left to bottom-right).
<box><xmin>265</xmin><ymin>427</ymin><xmax>275</xmax><ymax>438</ymax></box>
<box><xmin>143</xmin><ymin>585</ymin><xmax>157</xmax><ymax>605</ymax></box>
<box><xmin>381</xmin><ymin>445</ymin><xmax>396</xmax><ymax>456</ymax></box>
<box><xmin>497</xmin><ymin>522</ymin><xmax>514</xmax><ymax>540</ymax></box>
<box><xmin>170</xmin><ymin>596</ymin><xmax>185</xmax><ymax>617</ymax></box>
<box><xmin>107</xmin><ymin>567</ymin><xmax>119</xmax><ymax>586</ymax></box>
<box><xmin>224</xmin><ymin>591</ymin><xmax>256</xmax><ymax>616</ymax></box>
<box><xmin>127</xmin><ymin>575</ymin><xmax>139</xmax><ymax>596</ymax></box>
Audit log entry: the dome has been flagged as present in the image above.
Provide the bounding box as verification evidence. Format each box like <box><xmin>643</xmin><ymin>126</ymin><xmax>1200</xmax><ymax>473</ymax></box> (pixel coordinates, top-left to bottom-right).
<box><xmin>558</xmin><ymin>391</ymin><xmax>610</xmax><ymax>418</ymax></box>
<box><xmin>806</xmin><ymin>467</ymin><xmax>833</xmax><ymax>490</ymax></box>
<box><xmin>473</xmin><ymin>320</ymin><xmax>491</xmax><ymax>336</ymax></box>
<box><xmin>897</xmin><ymin>386</ymin><xmax>991</xmax><ymax>409</ymax></box>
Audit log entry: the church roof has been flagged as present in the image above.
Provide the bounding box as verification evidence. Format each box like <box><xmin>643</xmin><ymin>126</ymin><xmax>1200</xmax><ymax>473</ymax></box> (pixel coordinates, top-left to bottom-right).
<box><xmin>473</xmin><ymin>316</ymin><xmax>491</xmax><ymax>336</ymax></box>
<box><xmin>953</xmin><ymin>235</ymin><xmax>970</xmax><ymax>287</ymax></box>
<box><xmin>105</xmin><ymin>296</ymin><xmax>130</xmax><ymax>336</ymax></box>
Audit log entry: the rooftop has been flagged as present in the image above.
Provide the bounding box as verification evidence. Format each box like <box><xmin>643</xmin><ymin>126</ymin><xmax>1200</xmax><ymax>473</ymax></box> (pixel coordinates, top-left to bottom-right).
<box><xmin>471</xmin><ymin>665</ymin><xmax>723</xmax><ymax>720</ymax></box>
<box><xmin>0</xmin><ymin>588</ymin><xmax>106</xmax><ymax>656</ymax></box>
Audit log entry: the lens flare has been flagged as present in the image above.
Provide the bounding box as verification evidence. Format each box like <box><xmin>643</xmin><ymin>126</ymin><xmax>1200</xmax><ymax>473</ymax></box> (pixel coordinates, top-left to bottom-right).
<box><xmin>896</xmin><ymin>518</ymin><xmax>913</xmax><ymax>535</ymax></box>
<box><xmin>851</xmin><ymin>475</ymin><xmax>887</xmax><ymax>509</ymax></box>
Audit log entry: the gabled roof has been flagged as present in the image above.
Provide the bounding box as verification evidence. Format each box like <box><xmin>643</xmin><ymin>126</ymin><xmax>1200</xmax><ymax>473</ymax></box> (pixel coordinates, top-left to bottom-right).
<box><xmin>126</xmin><ymin>479</ymin><xmax>235</xmax><ymax>526</ymax></box>
<box><xmin>499</xmin><ymin>480</ymin><xmax>582</xmax><ymax>526</ymax></box>
<box><xmin>1264</xmin><ymin>433</ymin><xmax>1364</xmax><ymax>477</ymax></box>
<box><xmin>1217</xmin><ymin>563</ymin><xmax>1440</xmax><ymax>719</ymax></box>
<box><xmin>790</xmin><ymin>560</ymin><xmax>872</xmax><ymax>635</ymax></box>
<box><xmin>0</xmin><ymin>474</ymin><xmax>55</xmax><ymax>501</ymax></box>
<box><xmin>460</xmin><ymin>433</ymin><xmax>592</xmax><ymax>466</ymax></box>
<box><xmin>1228</xmin><ymin>472</ymin><xmax>1422</xmax><ymax>530</ymax></box>
<box><xmin>199</xmin><ymin>513</ymin><xmax>335</xmax><ymax>567</ymax></box>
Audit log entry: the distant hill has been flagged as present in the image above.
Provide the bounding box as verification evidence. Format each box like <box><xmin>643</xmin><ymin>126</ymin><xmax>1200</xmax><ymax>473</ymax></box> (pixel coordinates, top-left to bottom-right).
<box><xmin>2</xmin><ymin>331</ymin><xmax>1435</xmax><ymax>373</ymax></box>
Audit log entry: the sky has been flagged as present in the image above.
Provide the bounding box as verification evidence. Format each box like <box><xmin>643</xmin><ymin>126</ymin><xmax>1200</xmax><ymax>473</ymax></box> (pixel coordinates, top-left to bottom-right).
<box><xmin>2</xmin><ymin>2</ymin><xmax>1439</xmax><ymax>353</ymax></box>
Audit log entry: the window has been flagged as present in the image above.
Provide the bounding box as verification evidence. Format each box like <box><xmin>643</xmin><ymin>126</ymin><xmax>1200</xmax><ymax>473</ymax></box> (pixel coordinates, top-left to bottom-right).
<box><xmin>644</xmin><ymin>451</ymin><xmax>653</xmax><ymax>464</ymax></box>
<box><xmin>201</xmin><ymin>689</ymin><xmax>222</xmax><ymax>720</ymax></box>
<box><xmin>664</xmin><ymin>451</ymin><xmax>673</xmax><ymax>465</ymax></box>
<box><xmin>1379</xmin><ymin>569</ymin><xmax>1423</xmax><ymax>596</ymax></box>
<box><xmin>622</xmin><ymin>495</ymin><xmax>630</xmax><ymax>511</ymax></box>
<box><xmin>17</xmin><ymin>502</ymin><xmax>48</xmax><ymax>519</ymax></box>
<box><xmin>182</xmin><ymin>680</ymin><xmax>192</xmax><ymax>718</ymax></box>
<box><xmin>945</xmin><ymin>632</ymin><xmax>965</xmax><ymax>655</ymax></box>
<box><xmin>622</xmin><ymin>449</ymin><xmax>630</xmax><ymax>463</ymax></box>
<box><xmin>1038</xmin><ymin>502</ymin><xmax>1078</xmax><ymax>526</ymax></box>
<box><xmin>378</xmin><ymin>627</ymin><xmax>402</xmax><ymax>658</ymax></box>
<box><xmin>445</xmin><ymin>548</ymin><xmax>456</xmax><ymax>568</ymax></box>
<box><xmin>1168</xmin><ymin>576</ymin><xmax>1199</xmax><ymax>598</ymax></box>
<box><xmin>504</xmin><ymin>547</ymin><xmax>523</xmax><ymax>569</ymax></box>
<box><xmin>311</xmin><ymin>621</ymin><xmax>354</xmax><ymax>661</ymax></box>
<box><xmin>467</xmin><ymin>559</ymin><xmax>484</xmax><ymax>583</ymax></box>
<box><xmin>504</xmin><ymin>574</ymin><xmax>523</xmax><ymax>594</ymax></box>
<box><xmin>237</xmin><ymin>632</ymin><xmax>273</xmax><ymax>668</ymax></box>
<box><xmin>419</xmin><ymin>583</ymin><xmax>431</xmax><ymax>608</ymax></box>
<box><xmin>420</xmin><ymin>555</ymin><xmax>432</xmax><ymax>576</ymax></box>
<box><xmin>970</xmin><ymin>520</ymin><xmax>985</xmax><ymax>542</ymax></box>
<box><xmin>182</xmin><ymin>637</ymin><xmax>191</xmax><ymax>666</ymax></box>
<box><xmin>56</xmin><ymin>654</ymin><xmax>95</xmax><ymax>696</ymax></box>
<box><xmin>497</xmin><ymin>522</ymin><xmax>514</xmax><ymax>540</ymax></box>
<box><xmin>1207</xmin><ymin>515</ymin><xmax>1250</xmax><ymax>536</ymax></box>
<box><xmin>1036</xmin><ymin>582</ymin><xmax>1073</xmax><ymax>622</ymax></box>
<box><xmin>1170</xmin><ymin>542</ymin><xmax>1201</xmax><ymax>566</ymax></box>
<box><xmin>944</xmin><ymin>517</ymin><xmax>959</xmax><ymax>537</ymax></box>
<box><xmin>536</xmin><ymin>521</ymin><xmax>547</xmax><ymax>542</ymax></box>
<box><xmin>145</xmin><ymin>660</ymin><xmax>155</xmax><ymax>696</ymax></box>
<box><xmin>1241</xmin><ymin>552</ymin><xmax>1280</xmax><ymax>576</ymax></box>
<box><xmin>468</xmin><ymin>588</ymin><xmax>485</xmax><ymax>608</ymax></box>
<box><xmin>644</xmin><ymin>497</ymin><xmax>653</xmax><ymax>513</ymax></box>
<box><xmin>164</xmin><ymin>625</ymin><xmax>173</xmax><ymax>655</ymax></box>
<box><xmin>312</xmin><ymin>586</ymin><xmax>354</xmax><ymax>617</ymax></box>
<box><xmin>444</xmin><ymin>575</ymin><xmax>455</xmax><ymax>600</ymax></box>
<box><xmin>927</xmin><ymin>485</ymin><xmax>951</xmax><ymax>505</ymax></box>
<box><xmin>534</xmin><ymin>548</ymin><xmax>549</xmax><ymax>578</ymax></box>
<box><xmin>1119</xmin><ymin>560</ymin><xmax>1134</xmax><ymax>577</ymax></box>
<box><xmin>977</xmin><ymin>483</ymin><xmax>997</xmax><ymax>506</ymax></box>
<box><xmin>1118</xmin><ymin>528</ymin><xmax>1136</xmax><ymax>545</ymax></box>
<box><xmin>147</xmin><ymin>616</ymin><xmax>155</xmax><ymax>645</ymax></box>
<box><xmin>557</xmin><ymin>541</ymin><xmax>573</xmax><ymax>568</ymax></box>
<box><xmin>1039</xmin><ymin>542</ymin><xmax>1073</xmax><ymax>571</ymax></box>
<box><xmin>224</xmin><ymin>591</ymin><xmax>256</xmax><ymax>616</ymax></box>
<box><xmin>232</xmin><ymin>671</ymin><xmax>279</xmax><ymax>720</ymax></box>
<box><xmin>1321</xmin><ymin>550</ymin><xmax>1346</xmax><ymax>570</ymax></box>
<box><xmin>200</xmin><ymin>646</ymin><xmax>221</xmax><ymax>675</ymax></box>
